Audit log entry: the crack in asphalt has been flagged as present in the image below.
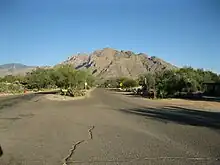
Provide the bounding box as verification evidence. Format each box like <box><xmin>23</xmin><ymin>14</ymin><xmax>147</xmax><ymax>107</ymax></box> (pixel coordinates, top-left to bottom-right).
<box><xmin>88</xmin><ymin>126</ymin><xmax>95</xmax><ymax>140</ymax></box>
<box><xmin>61</xmin><ymin>125</ymin><xmax>220</xmax><ymax>164</ymax></box>
<box><xmin>62</xmin><ymin>140</ymin><xmax>85</xmax><ymax>165</ymax></box>
<box><xmin>62</xmin><ymin>125</ymin><xmax>95</xmax><ymax>165</ymax></box>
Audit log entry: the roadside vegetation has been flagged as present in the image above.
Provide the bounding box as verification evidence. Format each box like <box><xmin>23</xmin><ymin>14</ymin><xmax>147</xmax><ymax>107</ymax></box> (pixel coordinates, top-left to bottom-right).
<box><xmin>102</xmin><ymin>67</ymin><xmax>220</xmax><ymax>98</ymax></box>
<box><xmin>0</xmin><ymin>64</ymin><xmax>95</xmax><ymax>97</ymax></box>
<box><xmin>1</xmin><ymin>65</ymin><xmax>219</xmax><ymax>99</ymax></box>
<box><xmin>101</xmin><ymin>77</ymin><xmax>138</xmax><ymax>89</ymax></box>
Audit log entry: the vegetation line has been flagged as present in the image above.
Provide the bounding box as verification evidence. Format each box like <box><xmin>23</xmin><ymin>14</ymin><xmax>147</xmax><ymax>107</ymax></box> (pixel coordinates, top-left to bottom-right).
<box><xmin>101</xmin><ymin>67</ymin><xmax>220</xmax><ymax>98</ymax></box>
<box><xmin>1</xmin><ymin>64</ymin><xmax>220</xmax><ymax>99</ymax></box>
<box><xmin>0</xmin><ymin>64</ymin><xmax>95</xmax><ymax>97</ymax></box>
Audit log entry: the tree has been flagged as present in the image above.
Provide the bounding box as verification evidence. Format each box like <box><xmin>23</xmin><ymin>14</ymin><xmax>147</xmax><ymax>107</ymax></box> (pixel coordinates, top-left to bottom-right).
<box><xmin>2</xmin><ymin>75</ymin><xmax>17</xmax><ymax>83</ymax></box>
<box><xmin>51</xmin><ymin>64</ymin><xmax>95</xmax><ymax>89</ymax></box>
<box><xmin>25</xmin><ymin>68</ymin><xmax>55</xmax><ymax>89</ymax></box>
<box><xmin>116</xmin><ymin>77</ymin><xmax>128</xmax><ymax>87</ymax></box>
<box><xmin>123</xmin><ymin>79</ymin><xmax>138</xmax><ymax>88</ymax></box>
<box><xmin>138</xmin><ymin>73</ymin><xmax>156</xmax><ymax>89</ymax></box>
<box><xmin>103</xmin><ymin>78</ymin><xmax>118</xmax><ymax>88</ymax></box>
<box><xmin>0</xmin><ymin>64</ymin><xmax>96</xmax><ymax>94</ymax></box>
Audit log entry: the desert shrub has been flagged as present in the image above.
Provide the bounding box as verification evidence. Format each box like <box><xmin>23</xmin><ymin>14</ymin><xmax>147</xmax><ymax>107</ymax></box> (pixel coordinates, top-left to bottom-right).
<box><xmin>67</xmin><ymin>88</ymin><xmax>86</xmax><ymax>97</ymax></box>
<box><xmin>0</xmin><ymin>82</ymin><xmax>24</xmax><ymax>93</ymax></box>
<box><xmin>60</xmin><ymin>88</ymin><xmax>86</xmax><ymax>97</ymax></box>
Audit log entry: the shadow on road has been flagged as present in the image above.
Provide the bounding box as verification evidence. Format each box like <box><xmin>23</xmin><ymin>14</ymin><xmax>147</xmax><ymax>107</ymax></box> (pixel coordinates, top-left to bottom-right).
<box><xmin>119</xmin><ymin>106</ymin><xmax>220</xmax><ymax>130</ymax></box>
<box><xmin>0</xmin><ymin>94</ymin><xmax>37</xmax><ymax>111</ymax></box>
<box><xmin>181</xmin><ymin>97</ymin><xmax>220</xmax><ymax>103</ymax></box>
<box><xmin>123</xmin><ymin>93</ymin><xmax>141</xmax><ymax>97</ymax></box>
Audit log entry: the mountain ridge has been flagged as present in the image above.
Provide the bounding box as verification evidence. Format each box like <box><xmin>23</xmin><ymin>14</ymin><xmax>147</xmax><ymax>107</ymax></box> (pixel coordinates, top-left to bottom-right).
<box><xmin>62</xmin><ymin>48</ymin><xmax>176</xmax><ymax>79</ymax></box>
<box><xmin>0</xmin><ymin>48</ymin><xmax>176</xmax><ymax>78</ymax></box>
<box><xmin>0</xmin><ymin>63</ymin><xmax>36</xmax><ymax>77</ymax></box>
<box><xmin>0</xmin><ymin>63</ymin><xmax>35</xmax><ymax>69</ymax></box>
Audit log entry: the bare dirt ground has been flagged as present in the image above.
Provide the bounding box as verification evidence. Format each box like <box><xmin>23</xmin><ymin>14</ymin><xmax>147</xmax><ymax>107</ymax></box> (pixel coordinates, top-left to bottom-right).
<box><xmin>0</xmin><ymin>89</ymin><xmax>220</xmax><ymax>165</ymax></box>
<box><xmin>119</xmin><ymin>91</ymin><xmax>220</xmax><ymax>112</ymax></box>
<box><xmin>152</xmin><ymin>99</ymin><xmax>220</xmax><ymax>111</ymax></box>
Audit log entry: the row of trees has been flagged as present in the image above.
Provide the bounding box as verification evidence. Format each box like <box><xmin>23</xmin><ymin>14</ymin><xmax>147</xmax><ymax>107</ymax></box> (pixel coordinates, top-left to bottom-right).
<box><xmin>1</xmin><ymin>65</ymin><xmax>219</xmax><ymax>98</ymax></box>
<box><xmin>102</xmin><ymin>67</ymin><xmax>220</xmax><ymax>98</ymax></box>
<box><xmin>140</xmin><ymin>68</ymin><xmax>220</xmax><ymax>98</ymax></box>
<box><xmin>101</xmin><ymin>77</ymin><xmax>138</xmax><ymax>89</ymax></box>
<box><xmin>0</xmin><ymin>64</ymin><xmax>95</xmax><ymax>94</ymax></box>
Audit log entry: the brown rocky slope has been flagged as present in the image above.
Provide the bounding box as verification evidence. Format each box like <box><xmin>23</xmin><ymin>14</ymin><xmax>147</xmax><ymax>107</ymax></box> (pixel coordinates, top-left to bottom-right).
<box><xmin>61</xmin><ymin>48</ymin><xmax>176</xmax><ymax>79</ymax></box>
<box><xmin>1</xmin><ymin>48</ymin><xmax>176</xmax><ymax>78</ymax></box>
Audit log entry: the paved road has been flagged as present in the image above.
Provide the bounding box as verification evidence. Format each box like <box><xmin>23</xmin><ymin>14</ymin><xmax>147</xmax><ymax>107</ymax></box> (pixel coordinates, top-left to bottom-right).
<box><xmin>0</xmin><ymin>89</ymin><xmax>220</xmax><ymax>165</ymax></box>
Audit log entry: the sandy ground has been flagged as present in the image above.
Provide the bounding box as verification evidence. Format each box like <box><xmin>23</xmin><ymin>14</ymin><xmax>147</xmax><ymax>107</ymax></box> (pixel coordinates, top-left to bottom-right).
<box><xmin>116</xmin><ymin>91</ymin><xmax>220</xmax><ymax>112</ymax></box>
<box><xmin>151</xmin><ymin>98</ymin><xmax>220</xmax><ymax>111</ymax></box>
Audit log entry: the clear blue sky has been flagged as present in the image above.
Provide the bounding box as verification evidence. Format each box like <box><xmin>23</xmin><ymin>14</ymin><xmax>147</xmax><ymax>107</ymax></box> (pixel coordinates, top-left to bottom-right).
<box><xmin>0</xmin><ymin>0</ymin><xmax>219</xmax><ymax>72</ymax></box>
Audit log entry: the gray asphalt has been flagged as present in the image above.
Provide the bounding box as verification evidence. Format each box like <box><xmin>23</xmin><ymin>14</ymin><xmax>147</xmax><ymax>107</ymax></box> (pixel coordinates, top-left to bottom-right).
<box><xmin>0</xmin><ymin>88</ymin><xmax>220</xmax><ymax>165</ymax></box>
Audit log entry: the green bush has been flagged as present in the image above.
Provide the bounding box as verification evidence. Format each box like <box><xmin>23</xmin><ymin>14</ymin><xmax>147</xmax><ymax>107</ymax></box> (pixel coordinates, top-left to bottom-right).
<box><xmin>102</xmin><ymin>77</ymin><xmax>138</xmax><ymax>89</ymax></box>
<box><xmin>138</xmin><ymin>67</ymin><xmax>220</xmax><ymax>98</ymax></box>
<box><xmin>68</xmin><ymin>88</ymin><xmax>86</xmax><ymax>97</ymax></box>
<box><xmin>0</xmin><ymin>64</ymin><xmax>95</xmax><ymax>96</ymax></box>
<box><xmin>0</xmin><ymin>83</ymin><xmax>24</xmax><ymax>94</ymax></box>
<box><xmin>122</xmin><ymin>79</ymin><xmax>138</xmax><ymax>88</ymax></box>
<box><xmin>24</xmin><ymin>64</ymin><xmax>95</xmax><ymax>90</ymax></box>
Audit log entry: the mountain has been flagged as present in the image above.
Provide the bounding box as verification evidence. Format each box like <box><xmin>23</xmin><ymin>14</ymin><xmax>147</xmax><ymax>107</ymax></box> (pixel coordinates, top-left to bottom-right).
<box><xmin>0</xmin><ymin>63</ymin><xmax>30</xmax><ymax>69</ymax></box>
<box><xmin>61</xmin><ymin>48</ymin><xmax>176</xmax><ymax>79</ymax></box>
<box><xmin>0</xmin><ymin>63</ymin><xmax>35</xmax><ymax>76</ymax></box>
<box><xmin>0</xmin><ymin>48</ymin><xmax>176</xmax><ymax>78</ymax></box>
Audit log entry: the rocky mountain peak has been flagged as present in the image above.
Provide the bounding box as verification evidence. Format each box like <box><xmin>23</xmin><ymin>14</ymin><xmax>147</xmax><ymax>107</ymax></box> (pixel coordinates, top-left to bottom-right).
<box><xmin>62</xmin><ymin>48</ymin><xmax>175</xmax><ymax>79</ymax></box>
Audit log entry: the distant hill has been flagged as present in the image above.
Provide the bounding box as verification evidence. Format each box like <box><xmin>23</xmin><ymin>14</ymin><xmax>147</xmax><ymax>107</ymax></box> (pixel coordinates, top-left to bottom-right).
<box><xmin>0</xmin><ymin>63</ymin><xmax>31</xmax><ymax>69</ymax></box>
<box><xmin>0</xmin><ymin>63</ymin><xmax>36</xmax><ymax>77</ymax></box>
<box><xmin>61</xmin><ymin>48</ymin><xmax>176</xmax><ymax>79</ymax></box>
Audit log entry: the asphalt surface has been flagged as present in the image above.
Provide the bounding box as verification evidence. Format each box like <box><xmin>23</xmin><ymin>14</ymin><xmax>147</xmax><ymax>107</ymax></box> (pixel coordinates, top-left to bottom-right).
<box><xmin>0</xmin><ymin>88</ymin><xmax>220</xmax><ymax>165</ymax></box>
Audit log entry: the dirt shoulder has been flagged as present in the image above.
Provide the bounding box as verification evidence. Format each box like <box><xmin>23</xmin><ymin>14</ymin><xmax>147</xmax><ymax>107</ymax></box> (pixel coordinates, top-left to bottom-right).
<box><xmin>113</xmin><ymin>91</ymin><xmax>220</xmax><ymax>112</ymax></box>
<box><xmin>152</xmin><ymin>98</ymin><xmax>220</xmax><ymax>111</ymax></box>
